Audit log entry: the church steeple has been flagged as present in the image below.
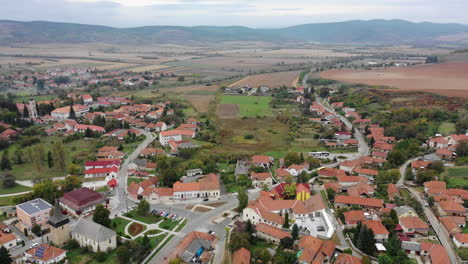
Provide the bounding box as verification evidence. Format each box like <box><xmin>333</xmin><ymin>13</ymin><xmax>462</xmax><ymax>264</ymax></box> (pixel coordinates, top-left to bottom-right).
<box><xmin>48</xmin><ymin>200</ymin><xmax>69</xmax><ymax>228</ymax></box>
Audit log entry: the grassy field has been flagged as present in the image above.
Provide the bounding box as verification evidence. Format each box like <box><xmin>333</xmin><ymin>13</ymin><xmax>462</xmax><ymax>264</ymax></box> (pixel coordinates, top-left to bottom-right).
<box><xmin>2</xmin><ymin>136</ymin><xmax>100</xmax><ymax>180</ymax></box>
<box><xmin>438</xmin><ymin>122</ymin><xmax>456</xmax><ymax>135</ymax></box>
<box><xmin>111</xmin><ymin>217</ymin><xmax>131</xmax><ymax>236</ymax></box>
<box><xmin>0</xmin><ymin>184</ymin><xmax>31</xmax><ymax>195</ymax></box>
<box><xmin>124</xmin><ymin>210</ymin><xmax>162</xmax><ymax>224</ymax></box>
<box><xmin>445</xmin><ymin>167</ymin><xmax>468</xmax><ymax>188</ymax></box>
<box><xmin>0</xmin><ymin>194</ymin><xmax>23</xmax><ymax>206</ymax></box>
<box><xmin>220</xmin><ymin>95</ymin><xmax>273</xmax><ymax>117</ymax></box>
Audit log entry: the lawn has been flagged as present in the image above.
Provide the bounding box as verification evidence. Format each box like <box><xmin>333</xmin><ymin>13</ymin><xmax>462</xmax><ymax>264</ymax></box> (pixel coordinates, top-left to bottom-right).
<box><xmin>111</xmin><ymin>217</ymin><xmax>131</xmax><ymax>236</ymax></box>
<box><xmin>145</xmin><ymin>229</ymin><xmax>162</xmax><ymax>235</ymax></box>
<box><xmin>463</xmin><ymin>225</ymin><xmax>468</xmax><ymax>234</ymax></box>
<box><xmin>438</xmin><ymin>122</ymin><xmax>456</xmax><ymax>136</ymax></box>
<box><xmin>159</xmin><ymin>218</ymin><xmax>180</xmax><ymax>230</ymax></box>
<box><xmin>144</xmin><ymin>234</ymin><xmax>173</xmax><ymax>264</ymax></box>
<box><xmin>124</xmin><ymin>210</ymin><xmax>162</xmax><ymax>224</ymax></box>
<box><xmin>220</xmin><ymin>95</ymin><xmax>273</xmax><ymax>117</ymax></box>
<box><xmin>129</xmin><ymin>222</ymin><xmax>146</xmax><ymax>236</ymax></box>
<box><xmin>250</xmin><ymin>238</ymin><xmax>275</xmax><ymax>253</ymax></box>
<box><xmin>128</xmin><ymin>177</ymin><xmax>145</xmax><ymax>186</ymax></box>
<box><xmin>445</xmin><ymin>167</ymin><xmax>468</xmax><ymax>188</ymax></box>
<box><xmin>0</xmin><ymin>184</ymin><xmax>31</xmax><ymax>195</ymax></box>
<box><xmin>0</xmin><ymin>194</ymin><xmax>23</xmax><ymax>206</ymax></box>
<box><xmin>175</xmin><ymin>219</ymin><xmax>187</xmax><ymax>232</ymax></box>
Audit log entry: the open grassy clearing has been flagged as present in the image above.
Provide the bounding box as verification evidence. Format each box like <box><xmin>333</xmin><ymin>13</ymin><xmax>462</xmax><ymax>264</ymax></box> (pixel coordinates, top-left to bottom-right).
<box><xmin>111</xmin><ymin>217</ymin><xmax>131</xmax><ymax>236</ymax></box>
<box><xmin>214</xmin><ymin>117</ymin><xmax>290</xmax><ymax>154</ymax></box>
<box><xmin>0</xmin><ymin>194</ymin><xmax>23</xmax><ymax>206</ymax></box>
<box><xmin>229</xmin><ymin>71</ymin><xmax>300</xmax><ymax>88</ymax></box>
<box><xmin>1</xmin><ymin>136</ymin><xmax>100</xmax><ymax>180</ymax></box>
<box><xmin>124</xmin><ymin>210</ymin><xmax>162</xmax><ymax>224</ymax></box>
<box><xmin>445</xmin><ymin>167</ymin><xmax>468</xmax><ymax>188</ymax></box>
<box><xmin>219</xmin><ymin>95</ymin><xmax>273</xmax><ymax>117</ymax></box>
<box><xmin>0</xmin><ymin>184</ymin><xmax>31</xmax><ymax>195</ymax></box>
<box><xmin>438</xmin><ymin>122</ymin><xmax>456</xmax><ymax>135</ymax></box>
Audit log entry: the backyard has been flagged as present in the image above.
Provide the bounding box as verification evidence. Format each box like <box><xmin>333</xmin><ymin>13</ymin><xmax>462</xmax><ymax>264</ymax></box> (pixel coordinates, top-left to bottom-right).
<box><xmin>444</xmin><ymin>167</ymin><xmax>468</xmax><ymax>188</ymax></box>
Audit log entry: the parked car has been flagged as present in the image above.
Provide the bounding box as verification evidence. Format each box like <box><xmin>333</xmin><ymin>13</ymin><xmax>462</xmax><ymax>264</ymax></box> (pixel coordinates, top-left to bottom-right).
<box><xmin>203</xmin><ymin>198</ymin><xmax>209</xmax><ymax>201</ymax></box>
<box><xmin>30</xmin><ymin>243</ymin><xmax>39</xmax><ymax>249</ymax></box>
<box><xmin>316</xmin><ymin>226</ymin><xmax>325</xmax><ymax>232</ymax></box>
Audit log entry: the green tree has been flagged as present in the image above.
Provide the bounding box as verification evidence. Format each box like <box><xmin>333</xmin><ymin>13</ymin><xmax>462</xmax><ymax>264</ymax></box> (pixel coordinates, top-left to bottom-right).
<box><xmin>284</xmin><ymin>184</ymin><xmax>296</xmax><ymax>199</ymax></box>
<box><xmin>253</xmin><ymin>248</ymin><xmax>271</xmax><ymax>263</ymax></box>
<box><xmin>283</xmin><ymin>212</ymin><xmax>290</xmax><ymax>228</ymax></box>
<box><xmin>0</xmin><ymin>246</ymin><xmax>13</xmax><ymax>264</ymax></box>
<box><xmin>284</xmin><ymin>152</ymin><xmax>301</xmax><ymax>167</ymax></box>
<box><xmin>428</xmin><ymin>196</ymin><xmax>434</xmax><ymax>207</ymax></box>
<box><xmin>14</xmin><ymin>150</ymin><xmax>23</xmax><ymax>164</ymax></box>
<box><xmin>246</xmin><ymin>219</ymin><xmax>254</xmax><ymax>238</ymax></box>
<box><xmin>284</xmin><ymin>175</ymin><xmax>294</xmax><ymax>184</ymax></box>
<box><xmin>326</xmin><ymin>188</ymin><xmax>335</xmax><ymax>200</ymax></box>
<box><xmin>31</xmin><ymin>225</ymin><xmax>41</xmax><ymax>236</ymax></box>
<box><xmin>0</xmin><ymin>151</ymin><xmax>11</xmax><ymax>171</ymax></box>
<box><xmin>416</xmin><ymin>169</ymin><xmax>436</xmax><ymax>184</ymax></box>
<box><xmin>169</xmin><ymin>258</ymin><xmax>184</xmax><ymax>264</ymax></box>
<box><xmin>116</xmin><ymin>245</ymin><xmax>130</xmax><ymax>264</ymax></box>
<box><xmin>52</xmin><ymin>142</ymin><xmax>67</xmax><ymax>173</ymax></box>
<box><xmin>279</xmin><ymin>236</ymin><xmax>294</xmax><ymax>249</ymax></box>
<box><xmin>137</xmin><ymin>199</ymin><xmax>150</xmax><ymax>216</ymax></box>
<box><xmin>273</xmin><ymin>251</ymin><xmax>297</xmax><ymax>264</ymax></box>
<box><xmin>60</xmin><ymin>175</ymin><xmax>82</xmax><ymax>192</ymax></box>
<box><xmin>456</xmin><ymin>141</ymin><xmax>468</xmax><ymax>157</ymax></box>
<box><xmin>387</xmin><ymin>150</ymin><xmax>407</xmax><ymax>167</ymax></box>
<box><xmin>292</xmin><ymin>224</ymin><xmax>299</xmax><ymax>240</ymax></box>
<box><xmin>236</xmin><ymin>187</ymin><xmax>248</xmax><ymax>212</ymax></box>
<box><xmin>378</xmin><ymin>254</ymin><xmax>393</xmax><ymax>264</ymax></box>
<box><xmin>69</xmin><ymin>104</ymin><xmax>76</xmax><ymax>120</ymax></box>
<box><xmin>1</xmin><ymin>171</ymin><xmax>16</xmax><ymax>188</ymax></box>
<box><xmin>31</xmin><ymin>181</ymin><xmax>60</xmax><ymax>203</ymax></box>
<box><xmin>229</xmin><ymin>231</ymin><xmax>250</xmax><ymax>252</ymax></box>
<box><xmin>93</xmin><ymin>204</ymin><xmax>111</xmax><ymax>227</ymax></box>
<box><xmin>47</xmin><ymin>151</ymin><xmax>54</xmax><ymax>168</ymax></box>
<box><xmin>95</xmin><ymin>250</ymin><xmax>107</xmax><ymax>262</ymax></box>
<box><xmin>362</xmin><ymin>256</ymin><xmax>371</xmax><ymax>264</ymax></box>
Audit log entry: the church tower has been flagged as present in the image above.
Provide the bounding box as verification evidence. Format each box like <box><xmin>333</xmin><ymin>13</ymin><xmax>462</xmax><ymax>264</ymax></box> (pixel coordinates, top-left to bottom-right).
<box><xmin>28</xmin><ymin>98</ymin><xmax>38</xmax><ymax>120</ymax></box>
<box><xmin>48</xmin><ymin>201</ymin><xmax>70</xmax><ymax>246</ymax></box>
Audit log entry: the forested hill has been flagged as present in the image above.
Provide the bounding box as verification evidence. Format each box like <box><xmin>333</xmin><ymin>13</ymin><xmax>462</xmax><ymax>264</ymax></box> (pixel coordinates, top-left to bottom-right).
<box><xmin>1</xmin><ymin>19</ymin><xmax>468</xmax><ymax>45</ymax></box>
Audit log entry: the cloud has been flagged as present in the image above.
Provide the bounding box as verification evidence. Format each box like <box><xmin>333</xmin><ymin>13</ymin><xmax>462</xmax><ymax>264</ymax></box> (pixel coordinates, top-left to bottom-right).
<box><xmin>1</xmin><ymin>0</ymin><xmax>467</xmax><ymax>27</ymax></box>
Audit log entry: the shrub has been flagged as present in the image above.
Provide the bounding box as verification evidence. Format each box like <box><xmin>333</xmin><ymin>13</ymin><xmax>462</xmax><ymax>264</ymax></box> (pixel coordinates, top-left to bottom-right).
<box><xmin>243</xmin><ymin>134</ymin><xmax>254</xmax><ymax>140</ymax></box>
<box><xmin>95</xmin><ymin>250</ymin><xmax>107</xmax><ymax>262</ymax></box>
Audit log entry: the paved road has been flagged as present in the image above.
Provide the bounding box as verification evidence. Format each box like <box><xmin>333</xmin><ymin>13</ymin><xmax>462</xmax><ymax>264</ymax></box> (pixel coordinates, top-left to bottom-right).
<box><xmin>315</xmin><ymin>97</ymin><xmax>369</xmax><ymax>157</ymax></box>
<box><xmin>111</xmin><ymin>128</ymin><xmax>155</xmax><ymax>215</ymax></box>
<box><xmin>407</xmin><ymin>188</ymin><xmax>458</xmax><ymax>264</ymax></box>
<box><xmin>397</xmin><ymin>157</ymin><xmax>421</xmax><ymax>187</ymax></box>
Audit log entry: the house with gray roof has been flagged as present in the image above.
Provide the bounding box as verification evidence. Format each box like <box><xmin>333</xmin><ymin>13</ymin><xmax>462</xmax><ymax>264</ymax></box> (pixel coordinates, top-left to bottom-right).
<box><xmin>394</xmin><ymin>206</ymin><xmax>418</xmax><ymax>218</ymax></box>
<box><xmin>71</xmin><ymin>218</ymin><xmax>117</xmax><ymax>252</ymax></box>
<box><xmin>16</xmin><ymin>198</ymin><xmax>52</xmax><ymax>232</ymax></box>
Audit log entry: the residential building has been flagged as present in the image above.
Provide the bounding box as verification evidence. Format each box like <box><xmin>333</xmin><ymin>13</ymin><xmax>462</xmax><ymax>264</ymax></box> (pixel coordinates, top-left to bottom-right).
<box><xmin>255</xmin><ymin>223</ymin><xmax>290</xmax><ymax>244</ymax></box>
<box><xmin>363</xmin><ymin>220</ymin><xmax>389</xmax><ymax>242</ymax></box>
<box><xmin>84</xmin><ymin>166</ymin><xmax>118</xmax><ymax>178</ymax></box>
<box><xmin>454</xmin><ymin>234</ymin><xmax>468</xmax><ymax>248</ymax></box>
<box><xmin>334</xmin><ymin>196</ymin><xmax>383</xmax><ymax>210</ymax></box>
<box><xmin>251</xmin><ymin>155</ymin><xmax>274</xmax><ymax>168</ymax></box>
<box><xmin>163</xmin><ymin>231</ymin><xmax>217</xmax><ymax>264</ymax></box>
<box><xmin>399</xmin><ymin>216</ymin><xmax>430</xmax><ymax>236</ymax></box>
<box><xmin>159</xmin><ymin>129</ymin><xmax>195</xmax><ymax>146</ymax></box>
<box><xmin>233</xmin><ymin>247</ymin><xmax>251</xmax><ymax>264</ymax></box>
<box><xmin>251</xmin><ymin>172</ymin><xmax>273</xmax><ymax>188</ymax></box>
<box><xmin>0</xmin><ymin>230</ymin><xmax>17</xmax><ymax>249</ymax></box>
<box><xmin>296</xmin><ymin>235</ymin><xmax>336</xmax><ymax>264</ymax></box>
<box><xmin>71</xmin><ymin>218</ymin><xmax>117</xmax><ymax>252</ymax></box>
<box><xmin>334</xmin><ymin>254</ymin><xmax>362</xmax><ymax>264</ymax></box>
<box><xmin>24</xmin><ymin>244</ymin><xmax>67</xmax><ymax>264</ymax></box>
<box><xmin>16</xmin><ymin>198</ymin><xmax>52</xmax><ymax>232</ymax></box>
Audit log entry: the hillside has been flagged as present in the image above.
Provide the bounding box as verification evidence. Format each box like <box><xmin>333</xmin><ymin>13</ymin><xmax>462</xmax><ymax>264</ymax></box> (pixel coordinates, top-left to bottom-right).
<box><xmin>1</xmin><ymin>19</ymin><xmax>468</xmax><ymax>45</ymax></box>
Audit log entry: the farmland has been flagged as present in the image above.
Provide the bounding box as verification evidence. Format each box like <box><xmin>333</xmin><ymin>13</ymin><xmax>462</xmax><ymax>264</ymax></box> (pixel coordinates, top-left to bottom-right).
<box><xmin>444</xmin><ymin>167</ymin><xmax>468</xmax><ymax>188</ymax></box>
<box><xmin>229</xmin><ymin>71</ymin><xmax>301</xmax><ymax>88</ymax></box>
<box><xmin>219</xmin><ymin>95</ymin><xmax>273</xmax><ymax>118</ymax></box>
<box><xmin>320</xmin><ymin>63</ymin><xmax>468</xmax><ymax>98</ymax></box>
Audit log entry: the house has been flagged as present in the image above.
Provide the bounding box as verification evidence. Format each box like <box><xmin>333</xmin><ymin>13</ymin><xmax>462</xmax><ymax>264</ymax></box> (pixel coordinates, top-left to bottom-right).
<box><xmin>339</xmin><ymin>160</ymin><xmax>361</xmax><ymax>172</ymax></box>
<box><xmin>334</xmin><ymin>196</ymin><xmax>383</xmax><ymax>210</ymax></box>
<box><xmin>453</xmin><ymin>234</ymin><xmax>468</xmax><ymax>248</ymax></box>
<box><xmin>420</xmin><ymin>242</ymin><xmax>450</xmax><ymax>264</ymax></box>
<box><xmin>59</xmin><ymin>188</ymin><xmax>107</xmax><ymax>217</ymax></box>
<box><xmin>72</xmin><ymin>218</ymin><xmax>117</xmax><ymax>252</ymax></box>
<box><xmin>270</xmin><ymin>183</ymin><xmax>311</xmax><ymax>201</ymax></box>
<box><xmin>84</xmin><ymin>160</ymin><xmax>120</xmax><ymax>170</ymax></box>
<box><xmin>255</xmin><ymin>223</ymin><xmax>290</xmax><ymax>244</ymax></box>
<box><xmin>163</xmin><ymin>231</ymin><xmax>216</xmax><ymax>264</ymax></box>
<box><xmin>440</xmin><ymin>216</ymin><xmax>465</xmax><ymax>236</ymax></box>
<box><xmin>394</xmin><ymin>206</ymin><xmax>418</xmax><ymax>218</ymax></box>
<box><xmin>354</xmin><ymin>168</ymin><xmax>378</xmax><ymax>180</ymax></box>
<box><xmin>286</xmin><ymin>163</ymin><xmax>309</xmax><ymax>176</ymax></box>
<box><xmin>324</xmin><ymin>182</ymin><xmax>342</xmax><ymax>193</ymax></box>
<box><xmin>24</xmin><ymin>244</ymin><xmax>67</xmax><ymax>264</ymax></box>
<box><xmin>16</xmin><ymin>198</ymin><xmax>52</xmax><ymax>232</ymax></box>
<box><xmin>334</xmin><ymin>254</ymin><xmax>362</xmax><ymax>264</ymax></box>
<box><xmin>387</xmin><ymin>184</ymin><xmax>399</xmax><ymax>200</ymax></box>
<box><xmin>127</xmin><ymin>177</ymin><xmax>159</xmax><ymax>200</ymax></box>
<box><xmin>428</xmin><ymin>137</ymin><xmax>449</xmax><ymax>149</ymax></box>
<box><xmin>0</xmin><ymin>229</ymin><xmax>17</xmax><ymax>249</ymax></box>
<box><xmin>84</xmin><ymin>167</ymin><xmax>118</xmax><ymax>178</ymax></box>
<box><xmin>337</xmin><ymin>175</ymin><xmax>368</xmax><ymax>189</ymax></box>
<box><xmin>424</xmin><ymin>181</ymin><xmax>446</xmax><ymax>193</ymax></box>
<box><xmin>318</xmin><ymin>168</ymin><xmax>346</xmax><ymax>178</ymax></box>
<box><xmin>399</xmin><ymin>216</ymin><xmax>430</xmax><ymax>235</ymax></box>
<box><xmin>251</xmin><ymin>155</ymin><xmax>274</xmax><ymax>168</ymax></box>
<box><xmin>343</xmin><ymin>210</ymin><xmax>366</xmax><ymax>227</ymax></box>
<box><xmin>372</xmin><ymin>151</ymin><xmax>388</xmax><ymax>160</ymax></box>
<box><xmin>436</xmin><ymin>200</ymin><xmax>466</xmax><ymax>216</ymax></box>
<box><xmin>362</xmin><ymin>220</ymin><xmax>389</xmax><ymax>242</ymax></box>
<box><xmin>297</xmin><ymin>235</ymin><xmax>336</xmax><ymax>264</ymax></box>
<box><xmin>140</xmin><ymin>148</ymin><xmax>164</xmax><ymax>157</ymax></box>
<box><xmin>275</xmin><ymin>168</ymin><xmax>291</xmax><ymax>181</ymax></box>
<box><xmin>250</xmin><ymin>172</ymin><xmax>273</xmax><ymax>188</ymax></box>
<box><xmin>233</xmin><ymin>247</ymin><xmax>250</xmax><ymax>264</ymax></box>
<box><xmin>74</xmin><ymin>124</ymin><xmax>105</xmax><ymax>134</ymax></box>
<box><xmin>159</xmin><ymin>129</ymin><xmax>195</xmax><ymax>146</ymax></box>
<box><xmin>142</xmin><ymin>187</ymin><xmax>174</xmax><ymax>202</ymax></box>
<box><xmin>347</xmin><ymin>183</ymin><xmax>374</xmax><ymax>197</ymax></box>
<box><xmin>435</xmin><ymin>148</ymin><xmax>455</xmax><ymax>160</ymax></box>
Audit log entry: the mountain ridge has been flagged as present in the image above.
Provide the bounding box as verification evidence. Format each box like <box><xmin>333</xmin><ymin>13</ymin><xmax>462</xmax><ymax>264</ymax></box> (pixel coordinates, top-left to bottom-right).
<box><xmin>1</xmin><ymin>19</ymin><xmax>468</xmax><ymax>45</ymax></box>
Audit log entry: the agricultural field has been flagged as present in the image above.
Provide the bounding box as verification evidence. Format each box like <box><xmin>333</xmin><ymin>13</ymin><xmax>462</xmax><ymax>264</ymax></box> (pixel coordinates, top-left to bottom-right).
<box><xmin>183</xmin><ymin>94</ymin><xmax>215</xmax><ymax>113</ymax></box>
<box><xmin>219</xmin><ymin>95</ymin><xmax>273</xmax><ymax>118</ymax></box>
<box><xmin>444</xmin><ymin>167</ymin><xmax>468</xmax><ymax>188</ymax></box>
<box><xmin>320</xmin><ymin>63</ymin><xmax>468</xmax><ymax>98</ymax></box>
<box><xmin>229</xmin><ymin>71</ymin><xmax>300</xmax><ymax>88</ymax></box>
<box><xmin>128</xmin><ymin>64</ymin><xmax>169</xmax><ymax>72</ymax></box>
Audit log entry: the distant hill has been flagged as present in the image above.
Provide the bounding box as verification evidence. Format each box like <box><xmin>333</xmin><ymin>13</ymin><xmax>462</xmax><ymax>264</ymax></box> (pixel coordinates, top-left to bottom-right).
<box><xmin>1</xmin><ymin>19</ymin><xmax>468</xmax><ymax>45</ymax></box>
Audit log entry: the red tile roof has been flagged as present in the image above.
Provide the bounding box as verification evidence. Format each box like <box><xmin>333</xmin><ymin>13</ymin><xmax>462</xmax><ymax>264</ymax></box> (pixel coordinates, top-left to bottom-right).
<box><xmin>233</xmin><ymin>247</ymin><xmax>251</xmax><ymax>264</ymax></box>
<box><xmin>363</xmin><ymin>220</ymin><xmax>389</xmax><ymax>235</ymax></box>
<box><xmin>25</xmin><ymin>244</ymin><xmax>66</xmax><ymax>262</ymax></box>
<box><xmin>61</xmin><ymin>188</ymin><xmax>104</xmax><ymax>207</ymax></box>
<box><xmin>256</xmin><ymin>223</ymin><xmax>290</xmax><ymax>239</ymax></box>
<box><xmin>335</xmin><ymin>195</ymin><xmax>383</xmax><ymax>208</ymax></box>
<box><xmin>334</xmin><ymin>253</ymin><xmax>362</xmax><ymax>264</ymax></box>
<box><xmin>251</xmin><ymin>155</ymin><xmax>273</xmax><ymax>164</ymax></box>
<box><xmin>399</xmin><ymin>216</ymin><xmax>429</xmax><ymax>230</ymax></box>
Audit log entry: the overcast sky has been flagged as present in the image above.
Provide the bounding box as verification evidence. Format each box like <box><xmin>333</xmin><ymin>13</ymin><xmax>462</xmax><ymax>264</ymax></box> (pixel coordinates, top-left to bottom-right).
<box><xmin>1</xmin><ymin>0</ymin><xmax>467</xmax><ymax>28</ymax></box>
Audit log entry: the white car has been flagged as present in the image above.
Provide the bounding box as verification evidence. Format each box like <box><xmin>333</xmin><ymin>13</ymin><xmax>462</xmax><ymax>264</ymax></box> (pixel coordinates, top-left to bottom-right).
<box><xmin>30</xmin><ymin>243</ymin><xmax>39</xmax><ymax>249</ymax></box>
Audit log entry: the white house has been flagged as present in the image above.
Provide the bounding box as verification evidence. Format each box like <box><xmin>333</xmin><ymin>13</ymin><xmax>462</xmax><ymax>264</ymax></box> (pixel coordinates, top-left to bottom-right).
<box><xmin>454</xmin><ymin>234</ymin><xmax>468</xmax><ymax>248</ymax></box>
<box><xmin>159</xmin><ymin>129</ymin><xmax>195</xmax><ymax>146</ymax></box>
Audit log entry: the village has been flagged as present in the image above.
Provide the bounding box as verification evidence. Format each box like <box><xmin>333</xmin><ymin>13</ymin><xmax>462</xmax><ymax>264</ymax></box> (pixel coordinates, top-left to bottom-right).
<box><xmin>0</xmin><ymin>56</ymin><xmax>466</xmax><ymax>264</ymax></box>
